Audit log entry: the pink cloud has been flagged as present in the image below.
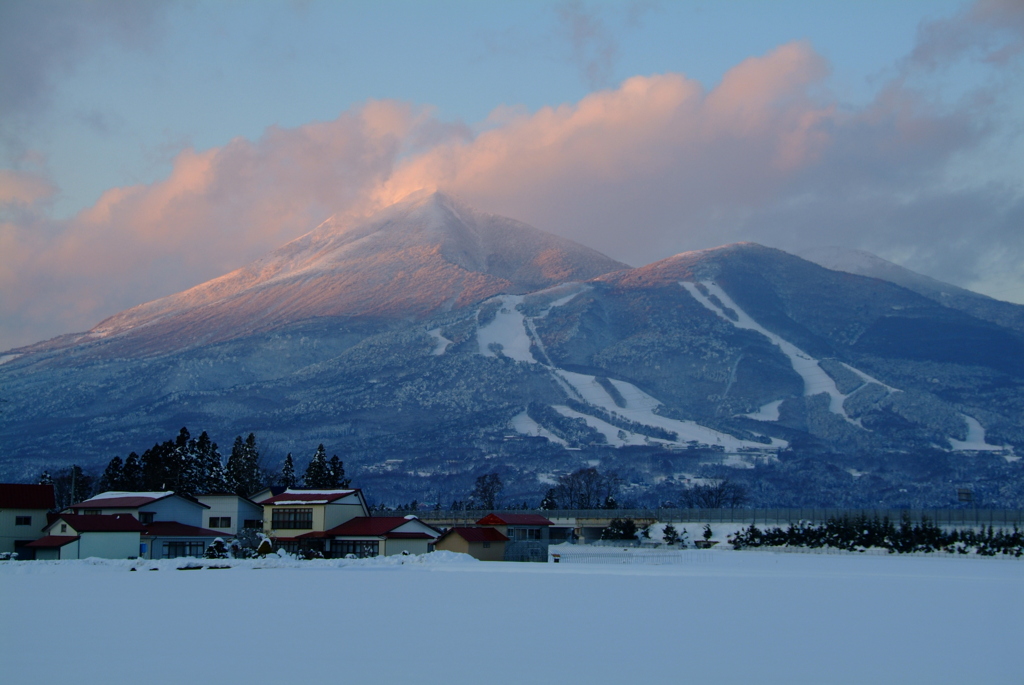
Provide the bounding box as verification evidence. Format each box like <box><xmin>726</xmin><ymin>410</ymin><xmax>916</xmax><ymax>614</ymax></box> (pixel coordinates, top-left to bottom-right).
<box><xmin>2</xmin><ymin>39</ymin><xmax>1020</xmax><ymax>350</ymax></box>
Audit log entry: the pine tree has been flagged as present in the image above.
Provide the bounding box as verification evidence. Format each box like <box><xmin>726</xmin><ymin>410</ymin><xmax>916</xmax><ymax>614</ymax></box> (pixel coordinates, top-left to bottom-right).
<box><xmin>196</xmin><ymin>432</ymin><xmax>228</xmax><ymax>493</ymax></box>
<box><xmin>226</xmin><ymin>434</ymin><xmax>261</xmax><ymax>497</ymax></box>
<box><xmin>141</xmin><ymin>442</ymin><xmax>170</xmax><ymax>490</ymax></box>
<box><xmin>303</xmin><ymin>444</ymin><xmax>330</xmax><ymax>488</ymax></box>
<box><xmin>540</xmin><ymin>488</ymin><xmax>559</xmax><ymax>510</ymax></box>
<box><xmin>327</xmin><ymin>455</ymin><xmax>351</xmax><ymax>488</ymax></box>
<box><xmin>122</xmin><ymin>452</ymin><xmax>143</xmax><ymax>490</ymax></box>
<box><xmin>38</xmin><ymin>470</ymin><xmax>53</xmax><ymax>486</ymax></box>
<box><xmin>278</xmin><ymin>453</ymin><xmax>297</xmax><ymax>489</ymax></box>
<box><xmin>99</xmin><ymin>456</ymin><xmax>125</xmax><ymax>491</ymax></box>
<box><xmin>603</xmin><ymin>495</ymin><xmax>618</xmax><ymax>510</ymax></box>
<box><xmin>663</xmin><ymin>523</ymin><xmax>679</xmax><ymax>545</ymax></box>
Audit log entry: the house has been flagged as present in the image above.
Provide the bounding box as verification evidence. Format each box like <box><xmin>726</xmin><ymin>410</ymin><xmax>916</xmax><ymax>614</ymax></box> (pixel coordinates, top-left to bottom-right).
<box><xmin>140</xmin><ymin>521</ymin><xmax>228</xmax><ymax>559</ymax></box>
<box><xmin>69</xmin><ymin>491</ymin><xmax>208</xmax><ymax>527</ymax></box>
<box><xmin>0</xmin><ymin>483</ymin><xmax>55</xmax><ymax>559</ymax></box>
<box><xmin>196</xmin><ymin>493</ymin><xmax>264</xmax><ymax>536</ymax></box>
<box><xmin>248</xmin><ymin>485</ymin><xmax>286</xmax><ymax>503</ymax></box>
<box><xmin>476</xmin><ymin>513</ymin><xmax>553</xmax><ymax>562</ymax></box>
<box><xmin>305</xmin><ymin>516</ymin><xmax>441</xmax><ymax>558</ymax></box>
<box><xmin>261</xmin><ymin>489</ymin><xmax>369</xmax><ymax>553</ymax></box>
<box><xmin>27</xmin><ymin>514</ymin><xmax>144</xmax><ymax>560</ymax></box>
<box><xmin>69</xmin><ymin>491</ymin><xmax>229</xmax><ymax>559</ymax></box>
<box><xmin>434</xmin><ymin>527</ymin><xmax>509</xmax><ymax>561</ymax></box>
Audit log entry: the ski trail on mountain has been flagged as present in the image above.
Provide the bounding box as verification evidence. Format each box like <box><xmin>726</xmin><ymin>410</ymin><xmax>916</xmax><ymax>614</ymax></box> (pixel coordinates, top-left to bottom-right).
<box><xmin>473</xmin><ymin>287</ymin><xmax>781</xmax><ymax>450</ymax></box>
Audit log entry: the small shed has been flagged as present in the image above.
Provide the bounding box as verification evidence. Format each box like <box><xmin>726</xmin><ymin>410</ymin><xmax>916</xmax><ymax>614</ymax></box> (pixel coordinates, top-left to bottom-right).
<box><xmin>434</xmin><ymin>527</ymin><xmax>509</xmax><ymax>561</ymax></box>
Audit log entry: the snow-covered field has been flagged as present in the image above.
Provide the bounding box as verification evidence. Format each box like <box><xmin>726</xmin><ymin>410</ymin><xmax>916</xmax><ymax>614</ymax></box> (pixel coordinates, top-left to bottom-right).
<box><xmin>2</xmin><ymin>550</ymin><xmax>1020</xmax><ymax>684</ymax></box>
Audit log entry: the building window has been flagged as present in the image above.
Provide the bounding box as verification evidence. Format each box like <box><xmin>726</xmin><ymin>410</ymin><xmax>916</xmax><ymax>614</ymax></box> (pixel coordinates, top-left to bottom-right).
<box><xmin>83</xmin><ymin>509</ymin><xmax>102</xmax><ymax>515</ymax></box>
<box><xmin>162</xmin><ymin>541</ymin><xmax>206</xmax><ymax>558</ymax></box>
<box><xmin>15</xmin><ymin>516</ymin><xmax>31</xmax><ymax>526</ymax></box>
<box><xmin>330</xmin><ymin>540</ymin><xmax>378</xmax><ymax>558</ymax></box>
<box><xmin>138</xmin><ymin>512</ymin><xmax>155</xmax><ymax>524</ymax></box>
<box><xmin>483</xmin><ymin>542</ymin><xmax>491</xmax><ymax>548</ymax></box>
<box><xmin>271</xmin><ymin>508</ymin><xmax>313</xmax><ymax>529</ymax></box>
<box><xmin>60</xmin><ymin>524</ymin><xmax>67</xmax><ymax>533</ymax></box>
<box><xmin>209</xmin><ymin>517</ymin><xmax>232</xmax><ymax>528</ymax></box>
<box><xmin>243</xmin><ymin>519</ymin><xmax>262</xmax><ymax>529</ymax></box>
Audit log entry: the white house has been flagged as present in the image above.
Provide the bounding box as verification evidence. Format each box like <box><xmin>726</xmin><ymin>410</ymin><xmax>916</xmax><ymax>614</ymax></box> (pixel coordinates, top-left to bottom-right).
<box><xmin>28</xmin><ymin>514</ymin><xmax>144</xmax><ymax>560</ymax></box>
<box><xmin>0</xmin><ymin>483</ymin><xmax>55</xmax><ymax>558</ymax></box>
<box><xmin>69</xmin><ymin>491</ymin><xmax>208</xmax><ymax>526</ymax></box>
<box><xmin>196</xmin><ymin>493</ymin><xmax>264</xmax><ymax>536</ymax></box>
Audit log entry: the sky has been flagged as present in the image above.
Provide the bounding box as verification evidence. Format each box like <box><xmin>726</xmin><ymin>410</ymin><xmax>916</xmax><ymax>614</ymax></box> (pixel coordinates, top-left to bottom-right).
<box><xmin>1</xmin><ymin>0</ymin><xmax>1023</xmax><ymax>351</ymax></box>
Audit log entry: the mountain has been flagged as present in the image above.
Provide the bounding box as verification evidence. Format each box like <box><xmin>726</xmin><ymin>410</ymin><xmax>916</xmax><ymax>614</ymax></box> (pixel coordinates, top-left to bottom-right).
<box><xmin>799</xmin><ymin>246</ymin><xmax>1024</xmax><ymax>335</ymax></box>
<box><xmin>12</xmin><ymin>191</ymin><xmax>627</xmax><ymax>358</ymax></box>
<box><xmin>2</xmin><ymin>205</ymin><xmax>1023</xmax><ymax>508</ymax></box>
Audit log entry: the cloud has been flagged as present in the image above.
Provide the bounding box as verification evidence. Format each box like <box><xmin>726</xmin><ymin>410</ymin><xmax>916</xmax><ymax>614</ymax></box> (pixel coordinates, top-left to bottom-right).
<box><xmin>2</xmin><ymin>28</ymin><xmax>1022</xmax><ymax>350</ymax></box>
<box><xmin>556</xmin><ymin>0</ymin><xmax>620</xmax><ymax>89</ymax></box>
<box><xmin>0</xmin><ymin>101</ymin><xmax>451</xmax><ymax>349</ymax></box>
<box><xmin>910</xmin><ymin>0</ymin><xmax>1024</xmax><ymax>69</ymax></box>
<box><xmin>0</xmin><ymin>0</ymin><xmax>170</xmax><ymax>145</ymax></box>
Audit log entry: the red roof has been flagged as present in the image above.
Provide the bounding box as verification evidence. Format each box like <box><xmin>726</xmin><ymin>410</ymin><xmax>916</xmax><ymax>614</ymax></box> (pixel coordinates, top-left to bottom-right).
<box><xmin>324</xmin><ymin>516</ymin><xmax>438</xmax><ymax>537</ymax></box>
<box><xmin>142</xmin><ymin>522</ymin><xmax>224</xmax><ymax>537</ymax></box>
<box><xmin>262</xmin><ymin>489</ymin><xmax>358</xmax><ymax>505</ymax></box>
<box><xmin>54</xmin><ymin>514</ymin><xmax>145</xmax><ymax>533</ymax></box>
<box><xmin>0</xmin><ymin>483</ymin><xmax>55</xmax><ymax>510</ymax></box>
<box><xmin>476</xmin><ymin>513</ymin><xmax>553</xmax><ymax>527</ymax></box>
<box><xmin>440</xmin><ymin>527</ymin><xmax>509</xmax><ymax>543</ymax></box>
<box><xmin>26</xmin><ymin>535</ymin><xmax>79</xmax><ymax>548</ymax></box>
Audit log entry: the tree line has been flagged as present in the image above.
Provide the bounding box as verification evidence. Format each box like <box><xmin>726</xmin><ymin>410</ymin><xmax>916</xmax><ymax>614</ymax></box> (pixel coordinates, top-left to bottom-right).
<box><xmin>39</xmin><ymin>427</ymin><xmax>351</xmax><ymax>508</ymax></box>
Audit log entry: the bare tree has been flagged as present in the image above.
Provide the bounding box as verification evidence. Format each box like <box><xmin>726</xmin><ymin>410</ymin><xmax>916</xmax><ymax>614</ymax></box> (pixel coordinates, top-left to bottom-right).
<box><xmin>682</xmin><ymin>479</ymin><xmax>748</xmax><ymax>508</ymax></box>
<box><xmin>554</xmin><ymin>467</ymin><xmax>620</xmax><ymax>509</ymax></box>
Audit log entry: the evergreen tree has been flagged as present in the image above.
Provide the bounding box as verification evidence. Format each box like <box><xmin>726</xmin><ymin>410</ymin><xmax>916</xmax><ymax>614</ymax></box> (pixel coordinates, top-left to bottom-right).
<box><xmin>603</xmin><ymin>495</ymin><xmax>618</xmax><ymax>510</ymax></box>
<box><xmin>171</xmin><ymin>427</ymin><xmax>205</xmax><ymax>496</ymax></box>
<box><xmin>601</xmin><ymin>518</ymin><xmax>638</xmax><ymax>541</ymax></box>
<box><xmin>99</xmin><ymin>456</ymin><xmax>125</xmax><ymax>491</ymax></box>
<box><xmin>327</xmin><ymin>455</ymin><xmax>351</xmax><ymax>488</ymax></box>
<box><xmin>303</xmin><ymin>444</ymin><xmax>330</xmax><ymax>488</ymax></box>
<box><xmin>540</xmin><ymin>488</ymin><xmax>559</xmax><ymax>510</ymax></box>
<box><xmin>38</xmin><ymin>470</ymin><xmax>53</xmax><ymax>486</ymax></box>
<box><xmin>196</xmin><ymin>431</ymin><xmax>228</xmax><ymax>493</ymax></box>
<box><xmin>278</xmin><ymin>453</ymin><xmax>297</xmax><ymax>489</ymax></box>
<box><xmin>225</xmin><ymin>434</ymin><xmax>262</xmax><ymax>497</ymax></box>
<box><xmin>141</xmin><ymin>442</ymin><xmax>170</xmax><ymax>490</ymax></box>
<box><xmin>122</xmin><ymin>452</ymin><xmax>143</xmax><ymax>490</ymax></box>
<box><xmin>663</xmin><ymin>523</ymin><xmax>680</xmax><ymax>545</ymax></box>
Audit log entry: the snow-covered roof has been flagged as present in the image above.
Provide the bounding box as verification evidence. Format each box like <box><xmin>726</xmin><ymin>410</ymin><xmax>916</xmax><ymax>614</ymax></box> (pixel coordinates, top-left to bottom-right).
<box><xmin>262</xmin><ymin>489</ymin><xmax>358</xmax><ymax>505</ymax></box>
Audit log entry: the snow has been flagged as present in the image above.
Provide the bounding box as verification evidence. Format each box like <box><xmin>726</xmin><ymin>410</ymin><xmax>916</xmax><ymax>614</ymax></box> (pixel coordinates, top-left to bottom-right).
<box><xmin>477</xmin><ymin>295</ymin><xmax>534</xmax><ymax>362</ymax></box>
<box><xmin>1</xmin><ymin>551</ymin><xmax>1019</xmax><ymax>684</ymax></box>
<box><xmin>552</xmin><ymin>369</ymin><xmax>778</xmax><ymax>450</ymax></box>
<box><xmin>682</xmin><ymin>281</ymin><xmax>902</xmax><ymax>429</ymax></box>
<box><xmin>744</xmin><ymin>399</ymin><xmax>783</xmax><ymax>421</ymax></box>
<box><xmin>949</xmin><ymin>415</ymin><xmax>1014</xmax><ymax>458</ymax></box>
<box><xmin>473</xmin><ymin>288</ymin><xmax>778</xmax><ymax>450</ymax></box>
<box><xmin>425</xmin><ymin>327</ymin><xmax>452</xmax><ymax>356</ymax></box>
<box><xmin>510</xmin><ymin>410</ymin><xmax>568</xmax><ymax>446</ymax></box>
<box><xmin>683</xmin><ymin>282</ymin><xmax>855</xmax><ymax>420</ymax></box>
<box><xmin>86</xmin><ymin>490</ymin><xmax>173</xmax><ymax>501</ymax></box>
<box><xmin>0</xmin><ymin>354</ymin><xmax>20</xmax><ymax>365</ymax></box>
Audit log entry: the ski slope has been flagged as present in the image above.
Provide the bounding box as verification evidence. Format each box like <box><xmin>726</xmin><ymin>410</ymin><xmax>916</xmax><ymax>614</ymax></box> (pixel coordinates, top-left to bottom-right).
<box><xmin>472</xmin><ymin>289</ymin><xmax>778</xmax><ymax>450</ymax></box>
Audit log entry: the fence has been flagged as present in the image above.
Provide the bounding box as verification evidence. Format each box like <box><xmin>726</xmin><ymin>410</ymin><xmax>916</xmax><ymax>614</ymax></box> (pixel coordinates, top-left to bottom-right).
<box><xmin>549</xmin><ymin>547</ymin><xmax>713</xmax><ymax>565</ymax></box>
<box><xmin>377</xmin><ymin>508</ymin><xmax>1024</xmax><ymax>527</ymax></box>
